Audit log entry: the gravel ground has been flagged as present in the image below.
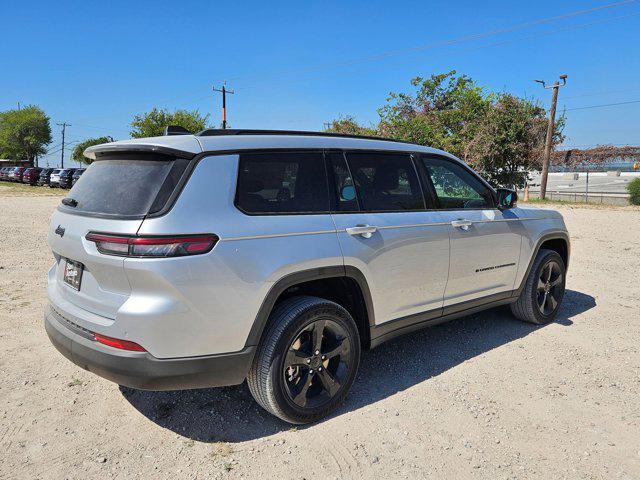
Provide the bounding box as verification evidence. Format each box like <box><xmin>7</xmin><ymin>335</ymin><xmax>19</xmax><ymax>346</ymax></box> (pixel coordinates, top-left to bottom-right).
<box><xmin>1</xmin><ymin>194</ymin><xmax>639</xmax><ymax>479</ymax></box>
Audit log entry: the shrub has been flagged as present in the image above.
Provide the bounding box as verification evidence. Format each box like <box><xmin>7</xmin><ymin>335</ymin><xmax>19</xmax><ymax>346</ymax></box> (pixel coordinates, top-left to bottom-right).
<box><xmin>627</xmin><ymin>177</ymin><xmax>640</xmax><ymax>205</ymax></box>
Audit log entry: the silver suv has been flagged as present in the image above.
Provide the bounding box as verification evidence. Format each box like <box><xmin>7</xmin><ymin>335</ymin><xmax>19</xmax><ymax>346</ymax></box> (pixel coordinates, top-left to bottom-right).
<box><xmin>45</xmin><ymin>130</ymin><xmax>569</xmax><ymax>424</ymax></box>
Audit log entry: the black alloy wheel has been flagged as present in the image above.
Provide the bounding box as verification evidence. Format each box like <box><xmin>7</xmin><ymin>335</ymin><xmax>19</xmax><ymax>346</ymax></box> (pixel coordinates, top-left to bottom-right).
<box><xmin>248</xmin><ymin>296</ymin><xmax>361</xmax><ymax>424</ymax></box>
<box><xmin>511</xmin><ymin>249</ymin><xmax>566</xmax><ymax>324</ymax></box>
<box><xmin>536</xmin><ymin>260</ymin><xmax>564</xmax><ymax>316</ymax></box>
<box><xmin>283</xmin><ymin>319</ymin><xmax>352</xmax><ymax>409</ymax></box>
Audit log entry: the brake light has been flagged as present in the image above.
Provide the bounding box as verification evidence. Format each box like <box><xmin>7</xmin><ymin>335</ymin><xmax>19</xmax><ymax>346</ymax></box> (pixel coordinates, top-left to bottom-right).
<box><xmin>86</xmin><ymin>233</ymin><xmax>218</xmax><ymax>257</ymax></box>
<box><xmin>94</xmin><ymin>334</ymin><xmax>146</xmax><ymax>352</ymax></box>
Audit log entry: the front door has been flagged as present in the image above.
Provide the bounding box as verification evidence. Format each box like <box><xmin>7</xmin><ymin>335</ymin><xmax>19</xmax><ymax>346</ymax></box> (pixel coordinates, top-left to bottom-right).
<box><xmin>419</xmin><ymin>155</ymin><xmax>523</xmax><ymax>309</ymax></box>
<box><xmin>327</xmin><ymin>151</ymin><xmax>450</xmax><ymax>325</ymax></box>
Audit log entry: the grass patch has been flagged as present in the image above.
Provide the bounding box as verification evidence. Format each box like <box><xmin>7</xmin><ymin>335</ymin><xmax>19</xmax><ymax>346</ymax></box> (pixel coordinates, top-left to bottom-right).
<box><xmin>521</xmin><ymin>197</ymin><xmax>632</xmax><ymax>208</ymax></box>
<box><xmin>0</xmin><ymin>180</ymin><xmax>66</xmax><ymax>196</ymax></box>
<box><xmin>67</xmin><ymin>377</ymin><xmax>83</xmax><ymax>387</ymax></box>
<box><xmin>522</xmin><ymin>198</ymin><xmax>578</xmax><ymax>206</ymax></box>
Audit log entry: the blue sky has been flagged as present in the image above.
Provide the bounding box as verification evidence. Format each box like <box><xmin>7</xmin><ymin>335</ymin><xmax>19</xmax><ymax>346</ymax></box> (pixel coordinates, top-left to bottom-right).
<box><xmin>1</xmin><ymin>0</ymin><xmax>639</xmax><ymax>167</ymax></box>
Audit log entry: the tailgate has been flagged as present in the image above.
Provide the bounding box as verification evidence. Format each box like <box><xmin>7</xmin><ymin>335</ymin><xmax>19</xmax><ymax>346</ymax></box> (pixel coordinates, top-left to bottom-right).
<box><xmin>48</xmin><ymin>209</ymin><xmax>142</xmax><ymax>319</ymax></box>
<box><xmin>46</xmin><ymin>154</ymin><xmax>191</xmax><ymax>320</ymax></box>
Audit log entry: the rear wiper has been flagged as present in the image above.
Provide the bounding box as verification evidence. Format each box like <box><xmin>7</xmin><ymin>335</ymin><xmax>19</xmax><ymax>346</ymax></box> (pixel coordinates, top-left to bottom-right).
<box><xmin>61</xmin><ymin>197</ymin><xmax>78</xmax><ymax>208</ymax></box>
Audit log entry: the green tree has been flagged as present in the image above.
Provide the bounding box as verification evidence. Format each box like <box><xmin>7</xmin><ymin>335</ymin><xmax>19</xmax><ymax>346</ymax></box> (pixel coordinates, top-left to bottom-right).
<box><xmin>465</xmin><ymin>94</ymin><xmax>564</xmax><ymax>188</ymax></box>
<box><xmin>0</xmin><ymin>105</ymin><xmax>52</xmax><ymax>165</ymax></box>
<box><xmin>627</xmin><ymin>177</ymin><xmax>640</xmax><ymax>205</ymax></box>
<box><xmin>325</xmin><ymin>71</ymin><xmax>566</xmax><ymax>188</ymax></box>
<box><xmin>130</xmin><ymin>108</ymin><xmax>211</xmax><ymax>138</ymax></box>
<box><xmin>377</xmin><ymin>71</ymin><xmax>491</xmax><ymax>158</ymax></box>
<box><xmin>72</xmin><ymin>136</ymin><xmax>113</xmax><ymax>165</ymax></box>
<box><xmin>324</xmin><ymin>116</ymin><xmax>377</xmax><ymax>136</ymax></box>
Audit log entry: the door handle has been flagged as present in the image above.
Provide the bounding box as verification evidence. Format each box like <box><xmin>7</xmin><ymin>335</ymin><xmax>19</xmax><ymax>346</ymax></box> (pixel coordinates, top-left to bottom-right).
<box><xmin>451</xmin><ymin>219</ymin><xmax>473</xmax><ymax>231</ymax></box>
<box><xmin>346</xmin><ymin>225</ymin><xmax>377</xmax><ymax>238</ymax></box>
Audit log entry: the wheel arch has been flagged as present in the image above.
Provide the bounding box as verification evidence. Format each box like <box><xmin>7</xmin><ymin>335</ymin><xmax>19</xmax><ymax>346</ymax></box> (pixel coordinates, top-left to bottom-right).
<box><xmin>245</xmin><ymin>266</ymin><xmax>375</xmax><ymax>350</ymax></box>
<box><xmin>516</xmin><ymin>232</ymin><xmax>570</xmax><ymax>296</ymax></box>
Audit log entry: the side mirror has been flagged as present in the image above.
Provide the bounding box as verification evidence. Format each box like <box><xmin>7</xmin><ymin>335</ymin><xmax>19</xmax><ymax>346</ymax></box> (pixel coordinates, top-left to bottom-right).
<box><xmin>496</xmin><ymin>188</ymin><xmax>518</xmax><ymax>210</ymax></box>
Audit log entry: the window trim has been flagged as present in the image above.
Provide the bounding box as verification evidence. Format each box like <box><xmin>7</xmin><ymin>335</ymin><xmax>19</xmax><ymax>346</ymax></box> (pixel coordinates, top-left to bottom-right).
<box><xmin>325</xmin><ymin>150</ymin><xmax>362</xmax><ymax>213</ymax></box>
<box><xmin>228</xmin><ymin>148</ymin><xmax>498</xmax><ymax>217</ymax></box>
<box><xmin>416</xmin><ymin>154</ymin><xmax>498</xmax><ymax>211</ymax></box>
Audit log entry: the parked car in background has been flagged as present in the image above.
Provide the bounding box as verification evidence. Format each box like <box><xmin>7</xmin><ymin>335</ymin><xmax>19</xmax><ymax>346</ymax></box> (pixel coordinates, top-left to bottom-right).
<box><xmin>37</xmin><ymin>168</ymin><xmax>54</xmax><ymax>186</ymax></box>
<box><xmin>71</xmin><ymin>168</ymin><xmax>85</xmax><ymax>186</ymax></box>
<box><xmin>22</xmin><ymin>167</ymin><xmax>43</xmax><ymax>186</ymax></box>
<box><xmin>49</xmin><ymin>169</ymin><xmax>62</xmax><ymax>188</ymax></box>
<box><xmin>58</xmin><ymin>168</ymin><xmax>77</xmax><ymax>189</ymax></box>
<box><xmin>0</xmin><ymin>167</ymin><xmax>11</xmax><ymax>181</ymax></box>
<box><xmin>9</xmin><ymin>167</ymin><xmax>26</xmax><ymax>182</ymax></box>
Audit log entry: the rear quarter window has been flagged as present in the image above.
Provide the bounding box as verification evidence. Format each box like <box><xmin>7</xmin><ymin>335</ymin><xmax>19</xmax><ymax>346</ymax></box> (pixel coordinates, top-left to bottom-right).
<box><xmin>235</xmin><ymin>152</ymin><xmax>329</xmax><ymax>214</ymax></box>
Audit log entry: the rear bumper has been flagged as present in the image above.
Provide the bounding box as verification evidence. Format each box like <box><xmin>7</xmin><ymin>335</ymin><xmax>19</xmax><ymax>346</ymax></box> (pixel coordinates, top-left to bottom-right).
<box><xmin>44</xmin><ymin>304</ymin><xmax>255</xmax><ymax>391</ymax></box>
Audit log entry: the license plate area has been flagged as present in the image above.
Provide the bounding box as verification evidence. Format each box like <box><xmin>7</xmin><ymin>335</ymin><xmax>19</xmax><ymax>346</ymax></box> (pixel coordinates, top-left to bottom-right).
<box><xmin>63</xmin><ymin>259</ymin><xmax>84</xmax><ymax>291</ymax></box>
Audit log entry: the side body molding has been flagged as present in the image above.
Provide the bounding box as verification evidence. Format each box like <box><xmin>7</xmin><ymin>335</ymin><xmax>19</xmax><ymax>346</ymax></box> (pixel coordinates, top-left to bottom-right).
<box><xmin>243</xmin><ymin>232</ymin><xmax>569</xmax><ymax>352</ymax></box>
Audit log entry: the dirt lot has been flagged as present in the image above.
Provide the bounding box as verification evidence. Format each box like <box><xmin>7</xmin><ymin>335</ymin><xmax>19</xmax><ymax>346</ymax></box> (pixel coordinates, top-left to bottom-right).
<box><xmin>1</xmin><ymin>193</ymin><xmax>639</xmax><ymax>479</ymax></box>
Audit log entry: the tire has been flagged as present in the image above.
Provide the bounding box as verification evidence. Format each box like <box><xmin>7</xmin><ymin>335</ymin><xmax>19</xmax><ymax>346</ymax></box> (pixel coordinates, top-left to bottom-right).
<box><xmin>511</xmin><ymin>249</ymin><xmax>566</xmax><ymax>324</ymax></box>
<box><xmin>247</xmin><ymin>296</ymin><xmax>361</xmax><ymax>424</ymax></box>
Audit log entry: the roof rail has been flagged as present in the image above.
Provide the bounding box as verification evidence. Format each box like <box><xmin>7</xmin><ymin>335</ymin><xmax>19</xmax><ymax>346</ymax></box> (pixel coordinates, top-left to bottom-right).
<box><xmin>196</xmin><ymin>128</ymin><xmax>407</xmax><ymax>143</ymax></box>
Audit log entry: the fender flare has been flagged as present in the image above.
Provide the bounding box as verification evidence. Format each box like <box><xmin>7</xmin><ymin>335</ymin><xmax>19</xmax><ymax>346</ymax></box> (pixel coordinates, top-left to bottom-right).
<box><xmin>244</xmin><ymin>265</ymin><xmax>375</xmax><ymax>347</ymax></box>
<box><xmin>514</xmin><ymin>231</ymin><xmax>571</xmax><ymax>297</ymax></box>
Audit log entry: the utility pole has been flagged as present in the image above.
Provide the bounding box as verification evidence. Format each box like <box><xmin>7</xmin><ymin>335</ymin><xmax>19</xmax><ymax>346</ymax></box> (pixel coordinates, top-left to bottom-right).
<box><xmin>534</xmin><ymin>75</ymin><xmax>567</xmax><ymax>199</ymax></box>
<box><xmin>57</xmin><ymin>122</ymin><xmax>71</xmax><ymax>168</ymax></box>
<box><xmin>212</xmin><ymin>83</ymin><xmax>234</xmax><ymax>129</ymax></box>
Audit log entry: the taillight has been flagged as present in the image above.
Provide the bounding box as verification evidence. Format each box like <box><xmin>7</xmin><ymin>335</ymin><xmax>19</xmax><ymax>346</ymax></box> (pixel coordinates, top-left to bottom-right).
<box><xmin>94</xmin><ymin>334</ymin><xmax>146</xmax><ymax>352</ymax></box>
<box><xmin>85</xmin><ymin>233</ymin><xmax>218</xmax><ymax>257</ymax></box>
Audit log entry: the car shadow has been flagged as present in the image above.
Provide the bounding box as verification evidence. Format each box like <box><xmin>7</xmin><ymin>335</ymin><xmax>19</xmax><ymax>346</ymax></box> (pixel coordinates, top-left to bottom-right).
<box><xmin>120</xmin><ymin>289</ymin><xmax>595</xmax><ymax>443</ymax></box>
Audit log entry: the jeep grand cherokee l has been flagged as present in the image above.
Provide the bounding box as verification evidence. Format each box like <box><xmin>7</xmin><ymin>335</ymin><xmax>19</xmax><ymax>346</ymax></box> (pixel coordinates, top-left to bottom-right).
<box><xmin>45</xmin><ymin>130</ymin><xmax>569</xmax><ymax>424</ymax></box>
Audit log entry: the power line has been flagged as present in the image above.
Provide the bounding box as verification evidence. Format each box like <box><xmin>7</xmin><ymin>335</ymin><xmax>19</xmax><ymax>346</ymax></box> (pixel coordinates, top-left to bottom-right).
<box><xmin>45</xmin><ymin>140</ymin><xmax>81</xmax><ymax>158</ymax></box>
<box><xmin>535</xmin><ymin>75</ymin><xmax>568</xmax><ymax>199</ymax></box>
<box><xmin>224</xmin><ymin>0</ymin><xmax>639</xmax><ymax>87</ymax></box>
<box><xmin>565</xmin><ymin>99</ymin><xmax>640</xmax><ymax>111</ymax></box>
<box><xmin>70</xmin><ymin>122</ymin><xmax>129</xmax><ymax>133</ymax></box>
<box><xmin>212</xmin><ymin>84</ymin><xmax>235</xmax><ymax>129</ymax></box>
<box><xmin>561</xmin><ymin>86</ymin><xmax>640</xmax><ymax>100</ymax></box>
<box><xmin>56</xmin><ymin>122</ymin><xmax>71</xmax><ymax>169</ymax></box>
<box><xmin>55</xmin><ymin>0</ymin><xmax>639</xmax><ymax>127</ymax></box>
<box><xmin>233</xmin><ymin>10</ymin><xmax>640</xmax><ymax>93</ymax></box>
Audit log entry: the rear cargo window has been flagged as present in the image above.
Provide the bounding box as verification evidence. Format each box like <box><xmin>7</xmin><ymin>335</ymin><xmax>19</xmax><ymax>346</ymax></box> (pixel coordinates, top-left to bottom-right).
<box><xmin>60</xmin><ymin>158</ymin><xmax>188</xmax><ymax>218</ymax></box>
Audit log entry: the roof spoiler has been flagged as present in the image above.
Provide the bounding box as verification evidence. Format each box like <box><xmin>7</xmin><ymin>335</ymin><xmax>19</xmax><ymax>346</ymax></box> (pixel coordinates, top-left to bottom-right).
<box><xmin>83</xmin><ymin>143</ymin><xmax>196</xmax><ymax>160</ymax></box>
<box><xmin>163</xmin><ymin>125</ymin><xmax>192</xmax><ymax>136</ymax></box>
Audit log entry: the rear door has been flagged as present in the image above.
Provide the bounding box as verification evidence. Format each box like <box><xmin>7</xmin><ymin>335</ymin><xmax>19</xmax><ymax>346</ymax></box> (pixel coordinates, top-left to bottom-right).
<box><xmin>329</xmin><ymin>151</ymin><xmax>450</xmax><ymax>325</ymax></box>
<box><xmin>419</xmin><ymin>155</ymin><xmax>522</xmax><ymax>308</ymax></box>
<box><xmin>47</xmin><ymin>155</ymin><xmax>190</xmax><ymax>319</ymax></box>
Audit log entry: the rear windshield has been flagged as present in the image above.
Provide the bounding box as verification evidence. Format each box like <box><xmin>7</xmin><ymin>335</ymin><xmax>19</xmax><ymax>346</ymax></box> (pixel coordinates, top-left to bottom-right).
<box><xmin>60</xmin><ymin>157</ymin><xmax>188</xmax><ymax>218</ymax></box>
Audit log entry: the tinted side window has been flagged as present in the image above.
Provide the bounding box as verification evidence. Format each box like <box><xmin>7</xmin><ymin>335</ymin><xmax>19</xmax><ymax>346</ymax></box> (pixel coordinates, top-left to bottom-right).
<box><xmin>236</xmin><ymin>152</ymin><xmax>329</xmax><ymax>214</ymax></box>
<box><xmin>345</xmin><ymin>152</ymin><xmax>424</xmax><ymax>212</ymax></box>
<box><xmin>422</xmin><ymin>157</ymin><xmax>494</xmax><ymax>209</ymax></box>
